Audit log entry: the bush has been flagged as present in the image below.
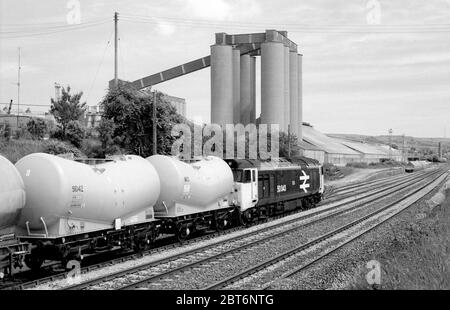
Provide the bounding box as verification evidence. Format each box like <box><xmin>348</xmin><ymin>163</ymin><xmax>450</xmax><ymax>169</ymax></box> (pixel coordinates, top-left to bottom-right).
<box><xmin>0</xmin><ymin>139</ymin><xmax>45</xmax><ymax>163</ymax></box>
<box><xmin>81</xmin><ymin>138</ymin><xmax>106</xmax><ymax>158</ymax></box>
<box><xmin>43</xmin><ymin>139</ymin><xmax>84</xmax><ymax>157</ymax></box>
<box><xmin>65</xmin><ymin>120</ymin><xmax>85</xmax><ymax>148</ymax></box>
<box><xmin>346</xmin><ymin>162</ymin><xmax>369</xmax><ymax>168</ymax></box>
<box><xmin>1</xmin><ymin>123</ymin><xmax>11</xmax><ymax>140</ymax></box>
<box><xmin>27</xmin><ymin>118</ymin><xmax>47</xmax><ymax>140</ymax></box>
<box><xmin>14</xmin><ymin>125</ymin><xmax>32</xmax><ymax>140</ymax></box>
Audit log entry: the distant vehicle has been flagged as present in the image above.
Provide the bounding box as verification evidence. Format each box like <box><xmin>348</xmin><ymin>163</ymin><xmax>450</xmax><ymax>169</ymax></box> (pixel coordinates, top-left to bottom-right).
<box><xmin>405</xmin><ymin>162</ymin><xmax>414</xmax><ymax>173</ymax></box>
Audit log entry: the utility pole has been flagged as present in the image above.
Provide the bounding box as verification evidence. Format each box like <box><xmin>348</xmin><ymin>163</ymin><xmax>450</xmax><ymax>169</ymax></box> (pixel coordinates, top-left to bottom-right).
<box><xmin>153</xmin><ymin>91</ymin><xmax>157</xmax><ymax>155</ymax></box>
<box><xmin>114</xmin><ymin>12</ymin><xmax>118</xmax><ymax>87</ymax></box>
<box><xmin>17</xmin><ymin>47</ymin><xmax>21</xmax><ymax>129</ymax></box>
<box><xmin>402</xmin><ymin>134</ymin><xmax>406</xmax><ymax>162</ymax></box>
<box><xmin>388</xmin><ymin>128</ymin><xmax>393</xmax><ymax>160</ymax></box>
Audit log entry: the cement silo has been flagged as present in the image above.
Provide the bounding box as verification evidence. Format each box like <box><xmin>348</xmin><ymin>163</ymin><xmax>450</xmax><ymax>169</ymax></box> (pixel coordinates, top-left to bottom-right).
<box><xmin>211</xmin><ymin>44</ymin><xmax>234</xmax><ymax>125</ymax></box>
<box><xmin>261</xmin><ymin>41</ymin><xmax>285</xmax><ymax>130</ymax></box>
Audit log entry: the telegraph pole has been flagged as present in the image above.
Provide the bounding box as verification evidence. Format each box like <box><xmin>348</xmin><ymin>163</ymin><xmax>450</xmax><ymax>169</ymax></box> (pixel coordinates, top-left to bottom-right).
<box><xmin>17</xmin><ymin>47</ymin><xmax>21</xmax><ymax>129</ymax></box>
<box><xmin>153</xmin><ymin>91</ymin><xmax>157</xmax><ymax>155</ymax></box>
<box><xmin>114</xmin><ymin>12</ymin><xmax>118</xmax><ymax>87</ymax></box>
<box><xmin>388</xmin><ymin>128</ymin><xmax>393</xmax><ymax>160</ymax></box>
<box><xmin>402</xmin><ymin>134</ymin><xmax>406</xmax><ymax>162</ymax></box>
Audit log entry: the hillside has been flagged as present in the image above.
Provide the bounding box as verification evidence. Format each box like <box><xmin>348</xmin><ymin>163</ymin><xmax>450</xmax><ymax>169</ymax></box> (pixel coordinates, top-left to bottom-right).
<box><xmin>327</xmin><ymin>133</ymin><xmax>450</xmax><ymax>156</ymax></box>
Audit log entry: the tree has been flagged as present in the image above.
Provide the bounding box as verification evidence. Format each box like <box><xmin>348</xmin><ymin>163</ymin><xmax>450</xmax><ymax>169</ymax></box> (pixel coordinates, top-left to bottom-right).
<box><xmin>65</xmin><ymin>120</ymin><xmax>85</xmax><ymax>148</ymax></box>
<box><xmin>27</xmin><ymin>118</ymin><xmax>47</xmax><ymax>140</ymax></box>
<box><xmin>97</xmin><ymin>118</ymin><xmax>119</xmax><ymax>156</ymax></box>
<box><xmin>100</xmin><ymin>86</ymin><xmax>187</xmax><ymax>157</ymax></box>
<box><xmin>278</xmin><ymin>131</ymin><xmax>300</xmax><ymax>158</ymax></box>
<box><xmin>50</xmin><ymin>86</ymin><xmax>87</xmax><ymax>137</ymax></box>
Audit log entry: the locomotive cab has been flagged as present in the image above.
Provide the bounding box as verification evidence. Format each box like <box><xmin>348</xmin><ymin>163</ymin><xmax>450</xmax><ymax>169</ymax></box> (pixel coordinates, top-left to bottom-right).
<box><xmin>231</xmin><ymin>168</ymin><xmax>258</xmax><ymax>211</ymax></box>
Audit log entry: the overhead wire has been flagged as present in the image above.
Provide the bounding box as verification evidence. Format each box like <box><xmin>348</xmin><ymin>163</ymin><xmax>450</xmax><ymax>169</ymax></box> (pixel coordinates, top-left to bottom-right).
<box><xmin>119</xmin><ymin>13</ymin><xmax>450</xmax><ymax>33</ymax></box>
<box><xmin>0</xmin><ymin>20</ymin><xmax>110</xmax><ymax>38</ymax></box>
<box><xmin>85</xmin><ymin>27</ymin><xmax>114</xmax><ymax>103</ymax></box>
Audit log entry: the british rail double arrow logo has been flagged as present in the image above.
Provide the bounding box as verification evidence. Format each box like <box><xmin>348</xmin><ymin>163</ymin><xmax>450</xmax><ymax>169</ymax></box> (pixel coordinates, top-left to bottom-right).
<box><xmin>300</xmin><ymin>170</ymin><xmax>310</xmax><ymax>193</ymax></box>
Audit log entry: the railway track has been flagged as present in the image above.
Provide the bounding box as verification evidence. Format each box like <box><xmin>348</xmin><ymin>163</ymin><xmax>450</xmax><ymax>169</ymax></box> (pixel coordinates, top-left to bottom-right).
<box><xmin>58</xmin><ymin>167</ymin><xmax>444</xmax><ymax>290</ymax></box>
<box><xmin>329</xmin><ymin>168</ymin><xmax>407</xmax><ymax>194</ymax></box>
<box><xmin>210</xmin><ymin>168</ymin><xmax>449</xmax><ymax>290</ymax></box>
<box><xmin>327</xmin><ymin>167</ymin><xmax>431</xmax><ymax>197</ymax></box>
<box><xmin>325</xmin><ymin>168</ymin><xmax>433</xmax><ymax>202</ymax></box>
<box><xmin>3</xmin><ymin>166</ymin><xmax>426</xmax><ymax>290</ymax></box>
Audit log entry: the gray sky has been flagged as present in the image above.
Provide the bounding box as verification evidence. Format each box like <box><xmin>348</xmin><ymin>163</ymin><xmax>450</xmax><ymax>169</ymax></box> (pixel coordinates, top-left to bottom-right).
<box><xmin>1</xmin><ymin>0</ymin><xmax>449</xmax><ymax>138</ymax></box>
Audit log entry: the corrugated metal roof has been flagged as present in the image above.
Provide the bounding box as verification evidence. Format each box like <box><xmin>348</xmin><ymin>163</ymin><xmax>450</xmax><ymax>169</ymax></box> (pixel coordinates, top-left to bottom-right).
<box><xmin>302</xmin><ymin>125</ymin><xmax>360</xmax><ymax>155</ymax></box>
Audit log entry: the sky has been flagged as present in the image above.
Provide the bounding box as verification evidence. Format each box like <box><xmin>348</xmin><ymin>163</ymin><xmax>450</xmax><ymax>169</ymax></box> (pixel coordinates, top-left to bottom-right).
<box><xmin>0</xmin><ymin>0</ymin><xmax>449</xmax><ymax>138</ymax></box>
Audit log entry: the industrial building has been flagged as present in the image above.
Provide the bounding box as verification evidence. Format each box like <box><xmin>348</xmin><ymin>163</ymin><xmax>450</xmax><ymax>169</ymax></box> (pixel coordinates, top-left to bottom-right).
<box><xmin>300</xmin><ymin>123</ymin><xmax>403</xmax><ymax>166</ymax></box>
<box><xmin>84</xmin><ymin>105</ymin><xmax>103</xmax><ymax>129</ymax></box>
<box><xmin>161</xmin><ymin>94</ymin><xmax>186</xmax><ymax>118</ymax></box>
<box><xmin>210</xmin><ymin>30</ymin><xmax>303</xmax><ymax>140</ymax></box>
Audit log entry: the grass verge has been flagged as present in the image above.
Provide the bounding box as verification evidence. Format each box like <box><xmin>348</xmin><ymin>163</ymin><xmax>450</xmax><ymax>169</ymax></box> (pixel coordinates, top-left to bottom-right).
<box><xmin>353</xmin><ymin>187</ymin><xmax>450</xmax><ymax>289</ymax></box>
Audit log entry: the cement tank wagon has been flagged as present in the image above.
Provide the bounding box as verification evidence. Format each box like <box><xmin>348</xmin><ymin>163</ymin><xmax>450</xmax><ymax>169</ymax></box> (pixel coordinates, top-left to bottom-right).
<box><xmin>146</xmin><ymin>155</ymin><xmax>234</xmax><ymax>218</ymax></box>
<box><xmin>0</xmin><ymin>155</ymin><xmax>26</xmax><ymax>234</ymax></box>
<box><xmin>15</xmin><ymin>153</ymin><xmax>160</xmax><ymax>237</ymax></box>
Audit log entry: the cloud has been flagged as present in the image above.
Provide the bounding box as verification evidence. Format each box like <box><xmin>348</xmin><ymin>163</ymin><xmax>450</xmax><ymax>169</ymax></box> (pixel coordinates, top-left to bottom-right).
<box><xmin>155</xmin><ymin>19</ymin><xmax>176</xmax><ymax>36</ymax></box>
<box><xmin>183</xmin><ymin>0</ymin><xmax>261</xmax><ymax>21</ymax></box>
<box><xmin>185</xmin><ymin>0</ymin><xmax>232</xmax><ymax>20</ymax></box>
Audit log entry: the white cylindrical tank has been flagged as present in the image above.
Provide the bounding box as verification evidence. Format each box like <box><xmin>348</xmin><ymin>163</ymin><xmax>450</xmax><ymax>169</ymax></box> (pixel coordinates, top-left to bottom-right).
<box><xmin>0</xmin><ymin>155</ymin><xmax>25</xmax><ymax>232</ymax></box>
<box><xmin>146</xmin><ymin>155</ymin><xmax>233</xmax><ymax>216</ymax></box>
<box><xmin>15</xmin><ymin>153</ymin><xmax>160</xmax><ymax>230</ymax></box>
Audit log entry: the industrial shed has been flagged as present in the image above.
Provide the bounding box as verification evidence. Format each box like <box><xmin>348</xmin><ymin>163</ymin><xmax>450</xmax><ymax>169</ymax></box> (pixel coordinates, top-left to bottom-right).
<box><xmin>301</xmin><ymin>124</ymin><xmax>361</xmax><ymax>166</ymax></box>
<box><xmin>338</xmin><ymin>140</ymin><xmax>403</xmax><ymax>163</ymax></box>
<box><xmin>300</xmin><ymin>124</ymin><xmax>405</xmax><ymax>166</ymax></box>
<box><xmin>298</xmin><ymin>140</ymin><xmax>325</xmax><ymax>164</ymax></box>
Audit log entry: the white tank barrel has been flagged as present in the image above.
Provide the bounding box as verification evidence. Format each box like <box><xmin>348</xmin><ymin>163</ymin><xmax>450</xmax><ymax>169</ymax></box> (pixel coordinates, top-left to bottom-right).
<box><xmin>146</xmin><ymin>155</ymin><xmax>233</xmax><ymax>217</ymax></box>
<box><xmin>0</xmin><ymin>155</ymin><xmax>25</xmax><ymax>232</ymax></box>
<box><xmin>15</xmin><ymin>153</ymin><xmax>160</xmax><ymax>232</ymax></box>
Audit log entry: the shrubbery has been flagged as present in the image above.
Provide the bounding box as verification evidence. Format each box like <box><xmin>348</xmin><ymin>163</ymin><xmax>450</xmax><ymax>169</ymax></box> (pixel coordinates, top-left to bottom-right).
<box><xmin>64</xmin><ymin>120</ymin><xmax>85</xmax><ymax>148</ymax></box>
<box><xmin>43</xmin><ymin>139</ymin><xmax>84</xmax><ymax>157</ymax></box>
<box><xmin>26</xmin><ymin>118</ymin><xmax>48</xmax><ymax>140</ymax></box>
